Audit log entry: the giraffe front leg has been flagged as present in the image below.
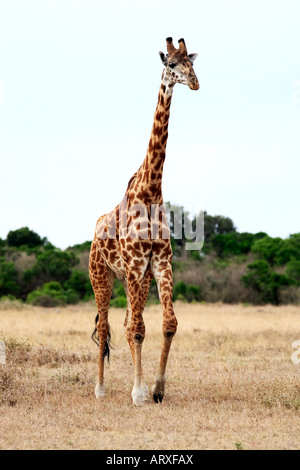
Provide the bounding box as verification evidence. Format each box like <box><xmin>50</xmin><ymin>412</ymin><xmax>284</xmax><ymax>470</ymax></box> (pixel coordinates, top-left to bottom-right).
<box><xmin>133</xmin><ymin>266</ymin><xmax>153</xmax><ymax>402</ymax></box>
<box><xmin>124</xmin><ymin>322</ymin><xmax>150</xmax><ymax>403</ymax></box>
<box><xmin>152</xmin><ymin>330</ymin><xmax>175</xmax><ymax>403</ymax></box>
<box><xmin>125</xmin><ymin>270</ymin><xmax>149</xmax><ymax>406</ymax></box>
<box><xmin>152</xmin><ymin>260</ymin><xmax>178</xmax><ymax>403</ymax></box>
<box><xmin>131</xmin><ymin>339</ymin><xmax>145</xmax><ymax>406</ymax></box>
<box><xmin>123</xmin><ymin>263</ymin><xmax>153</xmax><ymax>405</ymax></box>
<box><xmin>130</xmin><ymin>305</ymin><xmax>147</xmax><ymax>406</ymax></box>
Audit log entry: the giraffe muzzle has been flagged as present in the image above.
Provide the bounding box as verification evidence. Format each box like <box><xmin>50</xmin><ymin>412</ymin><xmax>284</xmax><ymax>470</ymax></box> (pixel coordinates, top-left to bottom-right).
<box><xmin>189</xmin><ymin>80</ymin><xmax>200</xmax><ymax>91</ymax></box>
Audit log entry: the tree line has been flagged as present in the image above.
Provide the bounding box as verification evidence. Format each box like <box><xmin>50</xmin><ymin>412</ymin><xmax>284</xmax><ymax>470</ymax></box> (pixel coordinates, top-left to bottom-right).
<box><xmin>0</xmin><ymin>212</ymin><xmax>299</xmax><ymax>307</ymax></box>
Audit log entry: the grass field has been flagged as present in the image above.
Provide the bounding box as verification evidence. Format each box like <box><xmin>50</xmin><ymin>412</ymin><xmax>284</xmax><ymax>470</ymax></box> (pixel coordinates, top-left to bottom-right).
<box><xmin>0</xmin><ymin>301</ymin><xmax>300</xmax><ymax>450</ymax></box>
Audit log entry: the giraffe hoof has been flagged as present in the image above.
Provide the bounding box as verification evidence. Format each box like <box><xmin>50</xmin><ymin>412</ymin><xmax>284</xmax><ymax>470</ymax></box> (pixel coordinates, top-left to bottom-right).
<box><xmin>132</xmin><ymin>387</ymin><xmax>144</xmax><ymax>406</ymax></box>
<box><xmin>95</xmin><ymin>384</ymin><xmax>105</xmax><ymax>399</ymax></box>
<box><xmin>152</xmin><ymin>380</ymin><xmax>165</xmax><ymax>403</ymax></box>
<box><xmin>153</xmin><ymin>393</ymin><xmax>164</xmax><ymax>403</ymax></box>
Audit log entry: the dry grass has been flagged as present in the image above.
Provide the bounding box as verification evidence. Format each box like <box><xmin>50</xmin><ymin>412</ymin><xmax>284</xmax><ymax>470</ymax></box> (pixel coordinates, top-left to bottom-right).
<box><xmin>0</xmin><ymin>301</ymin><xmax>300</xmax><ymax>450</ymax></box>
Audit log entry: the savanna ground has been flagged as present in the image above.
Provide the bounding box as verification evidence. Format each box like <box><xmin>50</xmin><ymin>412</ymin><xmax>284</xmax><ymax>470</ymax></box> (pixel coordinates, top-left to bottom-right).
<box><xmin>0</xmin><ymin>301</ymin><xmax>299</xmax><ymax>450</ymax></box>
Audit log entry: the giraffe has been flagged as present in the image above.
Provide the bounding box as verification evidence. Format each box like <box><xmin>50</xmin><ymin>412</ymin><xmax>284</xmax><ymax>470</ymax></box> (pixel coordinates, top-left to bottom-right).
<box><xmin>89</xmin><ymin>37</ymin><xmax>199</xmax><ymax>405</ymax></box>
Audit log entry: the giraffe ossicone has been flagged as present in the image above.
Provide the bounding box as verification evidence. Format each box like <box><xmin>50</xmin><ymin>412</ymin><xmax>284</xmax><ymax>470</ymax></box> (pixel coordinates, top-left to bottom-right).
<box><xmin>89</xmin><ymin>37</ymin><xmax>199</xmax><ymax>405</ymax></box>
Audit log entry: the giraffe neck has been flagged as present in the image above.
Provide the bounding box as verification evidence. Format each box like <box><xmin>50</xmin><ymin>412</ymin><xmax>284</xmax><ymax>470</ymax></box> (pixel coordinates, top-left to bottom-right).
<box><xmin>137</xmin><ymin>70</ymin><xmax>174</xmax><ymax>202</ymax></box>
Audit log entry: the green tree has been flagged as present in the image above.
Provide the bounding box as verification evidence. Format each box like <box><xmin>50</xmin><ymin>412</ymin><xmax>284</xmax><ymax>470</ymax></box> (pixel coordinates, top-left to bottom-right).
<box><xmin>0</xmin><ymin>238</ymin><xmax>6</xmax><ymax>256</ymax></box>
<box><xmin>0</xmin><ymin>258</ymin><xmax>20</xmax><ymax>297</ymax></box>
<box><xmin>212</xmin><ymin>232</ymin><xmax>267</xmax><ymax>258</ymax></box>
<box><xmin>242</xmin><ymin>260</ymin><xmax>294</xmax><ymax>305</ymax></box>
<box><xmin>251</xmin><ymin>236</ymin><xmax>284</xmax><ymax>266</ymax></box>
<box><xmin>6</xmin><ymin>227</ymin><xmax>45</xmax><ymax>249</ymax></box>
<box><xmin>34</xmin><ymin>249</ymin><xmax>78</xmax><ymax>284</ymax></box>
<box><xmin>275</xmin><ymin>233</ymin><xmax>300</xmax><ymax>265</ymax></box>
<box><xmin>21</xmin><ymin>249</ymin><xmax>79</xmax><ymax>299</ymax></box>
<box><xmin>64</xmin><ymin>270</ymin><xmax>93</xmax><ymax>299</ymax></box>
<box><xmin>204</xmin><ymin>213</ymin><xmax>236</xmax><ymax>243</ymax></box>
<box><xmin>68</xmin><ymin>241</ymin><xmax>92</xmax><ymax>252</ymax></box>
<box><xmin>285</xmin><ymin>259</ymin><xmax>300</xmax><ymax>285</ymax></box>
<box><xmin>168</xmin><ymin>203</ymin><xmax>187</xmax><ymax>256</ymax></box>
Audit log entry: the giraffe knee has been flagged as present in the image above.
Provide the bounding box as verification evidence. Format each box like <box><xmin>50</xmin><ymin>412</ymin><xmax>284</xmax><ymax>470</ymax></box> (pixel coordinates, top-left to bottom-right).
<box><xmin>133</xmin><ymin>332</ymin><xmax>145</xmax><ymax>344</ymax></box>
<box><xmin>133</xmin><ymin>324</ymin><xmax>145</xmax><ymax>343</ymax></box>
<box><xmin>164</xmin><ymin>330</ymin><xmax>175</xmax><ymax>338</ymax></box>
<box><xmin>163</xmin><ymin>317</ymin><xmax>178</xmax><ymax>339</ymax></box>
<box><xmin>163</xmin><ymin>330</ymin><xmax>176</xmax><ymax>342</ymax></box>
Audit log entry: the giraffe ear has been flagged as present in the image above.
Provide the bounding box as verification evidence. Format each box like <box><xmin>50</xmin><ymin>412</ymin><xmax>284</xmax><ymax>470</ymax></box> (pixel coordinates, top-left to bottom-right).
<box><xmin>188</xmin><ymin>53</ymin><xmax>198</xmax><ymax>64</ymax></box>
<box><xmin>159</xmin><ymin>52</ymin><xmax>168</xmax><ymax>66</ymax></box>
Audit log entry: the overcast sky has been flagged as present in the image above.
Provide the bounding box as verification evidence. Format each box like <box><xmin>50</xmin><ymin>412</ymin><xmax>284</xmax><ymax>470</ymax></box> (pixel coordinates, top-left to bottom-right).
<box><xmin>0</xmin><ymin>0</ymin><xmax>299</xmax><ymax>249</ymax></box>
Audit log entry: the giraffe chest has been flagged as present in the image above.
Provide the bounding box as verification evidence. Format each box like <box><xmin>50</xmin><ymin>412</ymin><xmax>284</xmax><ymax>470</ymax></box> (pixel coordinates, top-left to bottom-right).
<box><xmin>96</xmin><ymin>236</ymin><xmax>153</xmax><ymax>280</ymax></box>
<box><xmin>95</xmin><ymin>203</ymin><xmax>171</xmax><ymax>279</ymax></box>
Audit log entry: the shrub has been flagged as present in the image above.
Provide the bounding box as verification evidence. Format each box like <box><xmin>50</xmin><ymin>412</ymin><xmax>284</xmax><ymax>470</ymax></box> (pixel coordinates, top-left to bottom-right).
<box><xmin>109</xmin><ymin>280</ymin><xmax>127</xmax><ymax>308</ymax></box>
<box><xmin>173</xmin><ymin>281</ymin><xmax>188</xmax><ymax>300</ymax></box>
<box><xmin>27</xmin><ymin>281</ymin><xmax>79</xmax><ymax>307</ymax></box>
<box><xmin>173</xmin><ymin>281</ymin><xmax>202</xmax><ymax>302</ymax></box>
<box><xmin>64</xmin><ymin>270</ymin><xmax>93</xmax><ymax>299</ymax></box>
<box><xmin>35</xmin><ymin>250</ymin><xmax>78</xmax><ymax>284</ymax></box>
<box><xmin>275</xmin><ymin>234</ymin><xmax>300</xmax><ymax>266</ymax></box>
<box><xmin>251</xmin><ymin>237</ymin><xmax>284</xmax><ymax>266</ymax></box>
<box><xmin>212</xmin><ymin>232</ymin><xmax>267</xmax><ymax>258</ymax></box>
<box><xmin>110</xmin><ymin>296</ymin><xmax>127</xmax><ymax>308</ymax></box>
<box><xmin>23</xmin><ymin>249</ymin><xmax>79</xmax><ymax>295</ymax></box>
<box><xmin>285</xmin><ymin>259</ymin><xmax>300</xmax><ymax>285</ymax></box>
<box><xmin>242</xmin><ymin>260</ymin><xmax>294</xmax><ymax>305</ymax></box>
<box><xmin>186</xmin><ymin>284</ymin><xmax>202</xmax><ymax>302</ymax></box>
<box><xmin>30</xmin><ymin>294</ymin><xmax>64</xmax><ymax>308</ymax></box>
<box><xmin>0</xmin><ymin>259</ymin><xmax>20</xmax><ymax>297</ymax></box>
<box><xmin>0</xmin><ymin>238</ymin><xmax>5</xmax><ymax>257</ymax></box>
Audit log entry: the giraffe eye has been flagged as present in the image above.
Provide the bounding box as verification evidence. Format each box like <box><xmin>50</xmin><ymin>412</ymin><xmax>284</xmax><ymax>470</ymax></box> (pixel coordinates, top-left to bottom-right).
<box><xmin>169</xmin><ymin>63</ymin><xmax>176</xmax><ymax>69</ymax></box>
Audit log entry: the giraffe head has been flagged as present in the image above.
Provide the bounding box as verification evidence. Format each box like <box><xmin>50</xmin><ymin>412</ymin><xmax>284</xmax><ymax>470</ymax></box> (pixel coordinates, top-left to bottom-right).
<box><xmin>159</xmin><ymin>37</ymin><xmax>199</xmax><ymax>91</ymax></box>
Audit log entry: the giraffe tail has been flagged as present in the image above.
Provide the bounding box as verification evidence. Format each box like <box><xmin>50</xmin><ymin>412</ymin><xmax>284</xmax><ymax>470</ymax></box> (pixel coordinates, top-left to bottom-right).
<box><xmin>91</xmin><ymin>314</ymin><xmax>112</xmax><ymax>362</ymax></box>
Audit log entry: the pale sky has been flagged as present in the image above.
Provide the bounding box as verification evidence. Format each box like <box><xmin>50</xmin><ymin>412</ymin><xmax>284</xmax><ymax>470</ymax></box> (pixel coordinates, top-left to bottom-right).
<box><xmin>0</xmin><ymin>0</ymin><xmax>299</xmax><ymax>248</ymax></box>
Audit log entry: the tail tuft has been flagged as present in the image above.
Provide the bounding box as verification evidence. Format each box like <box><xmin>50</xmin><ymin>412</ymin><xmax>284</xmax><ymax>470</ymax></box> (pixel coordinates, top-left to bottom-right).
<box><xmin>91</xmin><ymin>314</ymin><xmax>111</xmax><ymax>362</ymax></box>
<box><xmin>103</xmin><ymin>329</ymin><xmax>111</xmax><ymax>362</ymax></box>
<box><xmin>91</xmin><ymin>314</ymin><xmax>100</xmax><ymax>346</ymax></box>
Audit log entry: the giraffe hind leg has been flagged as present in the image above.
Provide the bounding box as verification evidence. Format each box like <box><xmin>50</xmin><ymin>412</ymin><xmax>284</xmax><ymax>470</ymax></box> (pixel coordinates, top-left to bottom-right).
<box><xmin>89</xmin><ymin>240</ymin><xmax>115</xmax><ymax>399</ymax></box>
<box><xmin>122</xmin><ymin>266</ymin><xmax>153</xmax><ymax>404</ymax></box>
<box><xmin>91</xmin><ymin>314</ymin><xmax>100</xmax><ymax>346</ymax></box>
<box><xmin>122</xmin><ymin>278</ymin><xmax>148</xmax><ymax>403</ymax></box>
<box><xmin>91</xmin><ymin>313</ymin><xmax>112</xmax><ymax>362</ymax></box>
